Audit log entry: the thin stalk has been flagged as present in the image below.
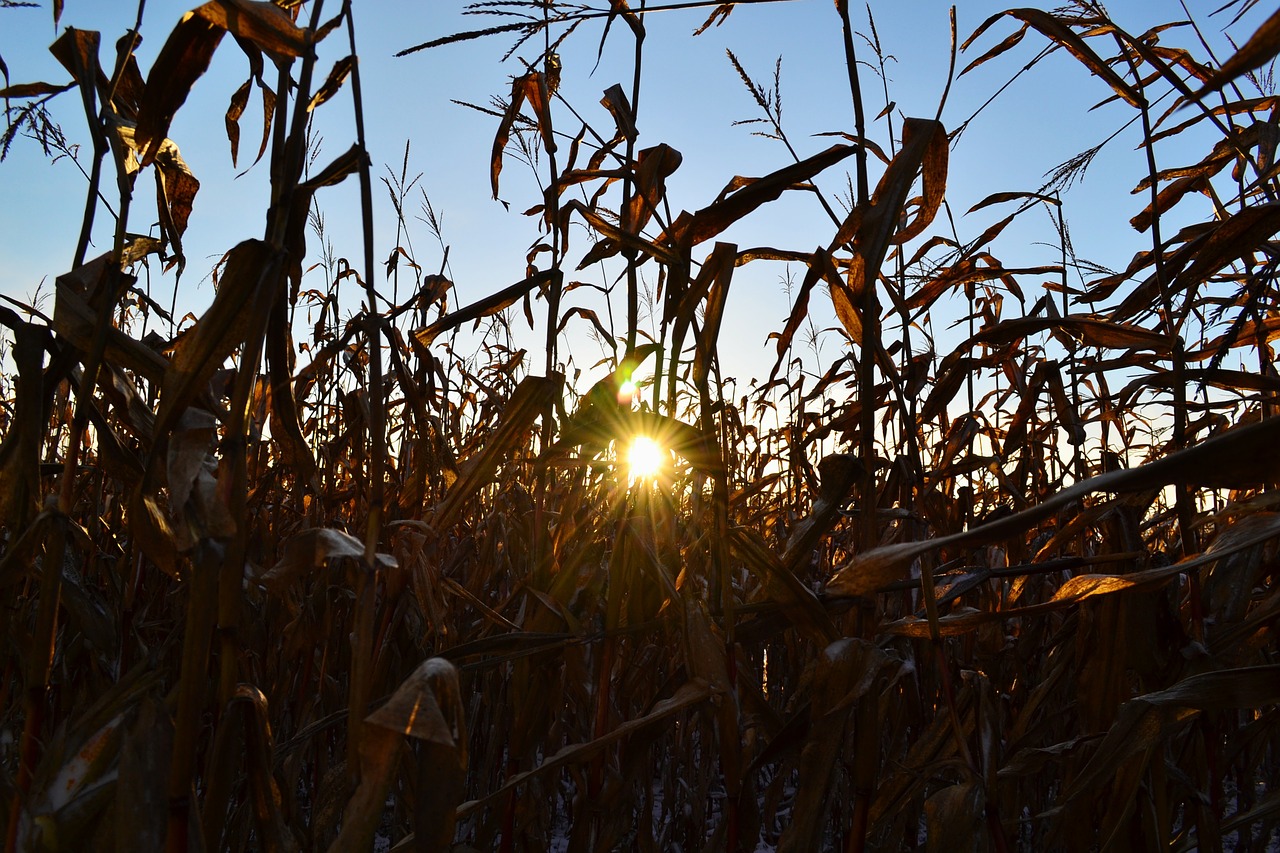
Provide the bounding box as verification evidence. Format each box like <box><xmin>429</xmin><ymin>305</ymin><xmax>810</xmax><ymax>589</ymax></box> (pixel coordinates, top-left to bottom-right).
<box><xmin>342</xmin><ymin>0</ymin><xmax>387</xmax><ymax>776</ymax></box>
<box><xmin>834</xmin><ymin>0</ymin><xmax>877</xmax><ymax>573</ymax></box>
<box><xmin>624</xmin><ymin>1</ymin><xmax>646</xmax><ymax>357</ymax></box>
<box><xmin>539</xmin><ymin>2</ymin><xmax>563</xmax><ymax>376</ymax></box>
<box><xmin>1109</xmin><ymin>33</ymin><xmax>1197</xmax><ymax>558</ymax></box>
<box><xmin>700</xmin><ymin>339</ymin><xmax>739</xmax><ymax>851</ymax></box>
<box><xmin>1055</xmin><ymin>195</ymin><xmax>1085</xmax><ymax>485</ymax></box>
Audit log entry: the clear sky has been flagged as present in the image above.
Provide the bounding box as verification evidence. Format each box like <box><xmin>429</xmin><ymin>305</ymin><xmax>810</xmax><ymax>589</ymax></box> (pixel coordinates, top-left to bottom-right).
<box><xmin>0</xmin><ymin>0</ymin><xmax>1267</xmax><ymax>392</ymax></box>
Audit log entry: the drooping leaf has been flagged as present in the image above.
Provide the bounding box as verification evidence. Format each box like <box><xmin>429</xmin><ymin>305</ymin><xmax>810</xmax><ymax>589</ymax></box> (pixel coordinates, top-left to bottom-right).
<box><xmin>970</xmin><ymin>314</ymin><xmax>1173</xmax><ymax>353</ymax></box>
<box><xmin>829</xmin><ymin>275</ymin><xmax>863</xmax><ymax>344</ymax></box>
<box><xmin>779</xmin><ymin>640</ymin><xmax>897</xmax><ymax>853</ymax></box>
<box><xmin>893</xmin><ymin>117</ymin><xmax>949</xmax><ymax>244</ymax></box>
<box><xmin>252</xmin><ymin>78</ymin><xmax>275</xmax><ymax>166</ymax></box>
<box><xmin>414</xmin><ymin>269</ymin><xmax>557</xmax><ymax>348</ymax></box>
<box><xmin>963</xmin><ymin>8</ymin><xmax>1141</xmax><ymax>107</ymax></box>
<box><xmin>224</xmin><ymin>77</ymin><xmax>251</xmax><ymax>166</ymax></box>
<box><xmin>568</xmin><ymin>199</ymin><xmax>678</xmax><ymax>268</ymax></box>
<box><xmin>330</xmin><ymin>659</ymin><xmax>467</xmax><ymax>853</ymax></box>
<box><xmin>260</xmin><ymin>526</ymin><xmax>388</xmax><ymax>592</ymax></box>
<box><xmin>0</xmin><ymin>80</ymin><xmax>76</xmax><ymax>98</ymax></box>
<box><xmin>521</xmin><ymin>70</ymin><xmax>556</xmax><ymax>153</ymax></box>
<box><xmin>135</xmin><ymin>11</ymin><xmax>225</xmax><ymax>166</ymax></box>
<box><xmin>222</xmin><ymin>686</ymin><xmax>298</xmax><ymax>852</ymax></box>
<box><xmin>828</xmin><ymin>415</ymin><xmax>1280</xmax><ymax>596</ymax></box>
<box><xmin>1189</xmin><ymin>5</ymin><xmax>1280</xmax><ymax>99</ymax></box>
<box><xmin>265</xmin><ymin>295</ymin><xmax>318</xmax><ymax>491</ymax></box>
<box><xmin>731</xmin><ymin>526</ymin><xmax>840</xmax><ymax>646</ymax></box>
<box><xmin>307</xmin><ymin>54</ymin><xmax>354</xmax><ymax>112</ymax></box>
<box><xmin>53</xmin><ymin>262</ymin><xmax>168</xmax><ymax>386</ymax></box>
<box><xmin>1058</xmin><ymin>665</ymin><xmax>1280</xmax><ymax>813</ymax></box>
<box><xmin>129</xmin><ymin>488</ymin><xmax>180</xmax><ymax>578</ymax></box>
<box><xmin>154</xmin><ymin>239</ymin><xmax>281</xmax><ymax>440</ymax></box>
<box><xmin>152</xmin><ymin>137</ymin><xmax>201</xmax><ymax>271</ymax></box>
<box><xmin>197</xmin><ymin>0</ymin><xmax>310</xmax><ymax>60</ymax></box>
<box><xmin>491</xmin><ymin>74</ymin><xmax>530</xmax><ymax>199</ymax></box>
<box><xmin>1110</xmin><ymin>203</ymin><xmax>1280</xmax><ymax>321</ymax></box>
<box><xmin>595</xmin><ymin>0</ymin><xmax>644</xmax><ymax>70</ymax></box>
<box><xmin>433</xmin><ymin>374</ymin><xmax>561</xmax><ymax>529</ymax></box>
<box><xmin>600</xmin><ymin>82</ymin><xmax>637</xmax><ymax>143</ymax></box>
<box><xmin>923</xmin><ymin>782</ymin><xmax>984</xmax><ymax>853</ymax></box>
<box><xmin>692</xmin><ymin>241</ymin><xmax>735</xmax><ymax>390</ymax></box>
<box><xmin>48</xmin><ymin>26</ymin><xmax>100</xmax><ymax>90</ymax></box>
<box><xmin>835</xmin><ymin>119</ymin><xmax>947</xmax><ymax>321</ymax></box>
<box><xmin>625</xmin><ymin>143</ymin><xmax>682</xmax><ymax>234</ymax></box>
<box><xmin>664</xmin><ymin>144</ymin><xmax>860</xmax><ymax>248</ymax></box>
<box><xmin>959</xmin><ymin>20</ymin><xmax>1029</xmax><ymax>77</ymax></box>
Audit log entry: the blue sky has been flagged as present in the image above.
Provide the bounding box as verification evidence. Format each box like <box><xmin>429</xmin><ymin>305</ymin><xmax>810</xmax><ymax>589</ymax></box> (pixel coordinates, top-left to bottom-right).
<box><xmin>0</xmin><ymin>0</ymin><xmax>1267</xmax><ymax>392</ymax></box>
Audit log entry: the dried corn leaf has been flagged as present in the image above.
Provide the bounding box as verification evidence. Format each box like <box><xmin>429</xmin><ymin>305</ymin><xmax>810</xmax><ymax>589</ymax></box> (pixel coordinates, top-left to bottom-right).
<box><xmin>198</xmin><ymin>0</ymin><xmax>310</xmax><ymax>60</ymax></box>
<box><xmin>331</xmin><ymin>659</ymin><xmax>466</xmax><ymax>853</ymax></box>
<box><xmin>779</xmin><ymin>639</ymin><xmax>894</xmax><ymax>853</ymax></box>
<box><xmin>1111</xmin><ymin>203</ymin><xmax>1280</xmax><ymax>322</ymax></box>
<box><xmin>0</xmin><ymin>320</ymin><xmax>46</xmax><ymax>531</ymax></box>
<box><xmin>260</xmin><ymin>526</ymin><xmax>390</xmax><ymax>591</ymax></box>
<box><xmin>963</xmin><ymin>8</ymin><xmax>1141</xmax><ymax>107</ymax></box>
<box><xmin>570</xmin><ymin>199</ymin><xmax>679</xmax><ymax>268</ymax></box>
<box><xmin>975</xmin><ymin>315</ymin><xmax>1172</xmax><ymax>352</ymax></box>
<box><xmin>433</xmin><ymin>374</ymin><xmax>560</xmax><ymax>529</ymax></box>
<box><xmin>691</xmin><ymin>242</ymin><xmax>736</xmax><ymax>389</ymax></box>
<box><xmin>48</xmin><ymin>26</ymin><xmax>100</xmax><ymax>91</ymax></box>
<box><xmin>731</xmin><ymin>526</ymin><xmax>840</xmax><ymax>645</ymax></box>
<box><xmin>307</xmin><ymin>54</ymin><xmax>353</xmax><ymax>112</ymax></box>
<box><xmin>224</xmin><ymin>77</ymin><xmax>251</xmax><ymax>167</ymax></box>
<box><xmin>665</xmin><ymin>144</ymin><xmax>859</xmax><ymax>247</ymax></box>
<box><xmin>228</xmin><ymin>685</ymin><xmax>297</xmax><ymax>852</ymax></box>
<box><xmin>837</xmin><ymin>119</ymin><xmax>946</xmax><ymax>302</ymax></box>
<box><xmin>0</xmin><ymin>80</ymin><xmax>76</xmax><ymax>98</ymax></box>
<box><xmin>129</xmin><ymin>488</ymin><xmax>180</xmax><ymax>577</ymax></box>
<box><xmin>828</xmin><ymin>416</ymin><xmax>1280</xmax><ymax>596</ymax></box>
<box><xmin>1190</xmin><ymin>5</ymin><xmax>1280</xmax><ymax>99</ymax></box>
<box><xmin>265</xmin><ymin>297</ymin><xmax>318</xmax><ymax>490</ymax></box>
<box><xmin>456</xmin><ymin>679</ymin><xmax>713</xmax><ymax>817</ymax></box>
<box><xmin>924</xmin><ymin>781</ymin><xmax>983</xmax><ymax>853</ymax></box>
<box><xmin>414</xmin><ymin>270</ymin><xmax>556</xmax><ymax>348</ymax></box>
<box><xmin>491</xmin><ymin>74</ymin><xmax>530</xmax><ymax>198</ymax></box>
<box><xmin>135</xmin><ymin>10</ymin><xmax>226</xmax><ymax>166</ymax></box>
<box><xmin>153</xmin><ymin>137</ymin><xmax>200</xmax><ymax>269</ymax></box>
<box><xmin>154</xmin><ymin>239</ymin><xmax>281</xmax><ymax>440</ymax></box>
<box><xmin>1060</xmin><ymin>665</ymin><xmax>1280</xmax><ymax>810</ymax></box>
<box><xmin>626</xmin><ymin>143</ymin><xmax>682</xmax><ymax>234</ymax></box>
<box><xmin>600</xmin><ymin>82</ymin><xmax>637</xmax><ymax>143</ymax></box>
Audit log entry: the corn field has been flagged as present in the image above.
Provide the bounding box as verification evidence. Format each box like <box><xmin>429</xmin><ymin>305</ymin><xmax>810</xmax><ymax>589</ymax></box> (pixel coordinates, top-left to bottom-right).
<box><xmin>2</xmin><ymin>0</ymin><xmax>1280</xmax><ymax>850</ymax></box>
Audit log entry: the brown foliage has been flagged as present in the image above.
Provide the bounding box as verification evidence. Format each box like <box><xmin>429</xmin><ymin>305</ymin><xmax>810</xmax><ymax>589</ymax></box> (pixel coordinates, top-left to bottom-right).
<box><xmin>0</xmin><ymin>1</ymin><xmax>1279</xmax><ymax>851</ymax></box>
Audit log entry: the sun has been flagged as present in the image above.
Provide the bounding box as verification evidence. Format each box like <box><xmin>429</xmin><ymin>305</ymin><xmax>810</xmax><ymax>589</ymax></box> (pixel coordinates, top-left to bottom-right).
<box><xmin>625</xmin><ymin>435</ymin><xmax>666</xmax><ymax>481</ymax></box>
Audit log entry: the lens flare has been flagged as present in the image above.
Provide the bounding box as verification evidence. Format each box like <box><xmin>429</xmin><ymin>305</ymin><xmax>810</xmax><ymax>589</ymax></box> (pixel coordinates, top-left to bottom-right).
<box><xmin>626</xmin><ymin>435</ymin><xmax>665</xmax><ymax>480</ymax></box>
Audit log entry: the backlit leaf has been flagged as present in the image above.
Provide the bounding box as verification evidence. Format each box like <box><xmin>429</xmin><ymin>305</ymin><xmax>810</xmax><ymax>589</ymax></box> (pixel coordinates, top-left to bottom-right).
<box><xmin>1190</xmin><ymin>6</ymin><xmax>1280</xmax><ymax>99</ymax></box>
<box><xmin>135</xmin><ymin>9</ymin><xmax>226</xmax><ymax>166</ymax></box>
<box><xmin>308</xmin><ymin>54</ymin><xmax>354</xmax><ymax>112</ymax></box>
